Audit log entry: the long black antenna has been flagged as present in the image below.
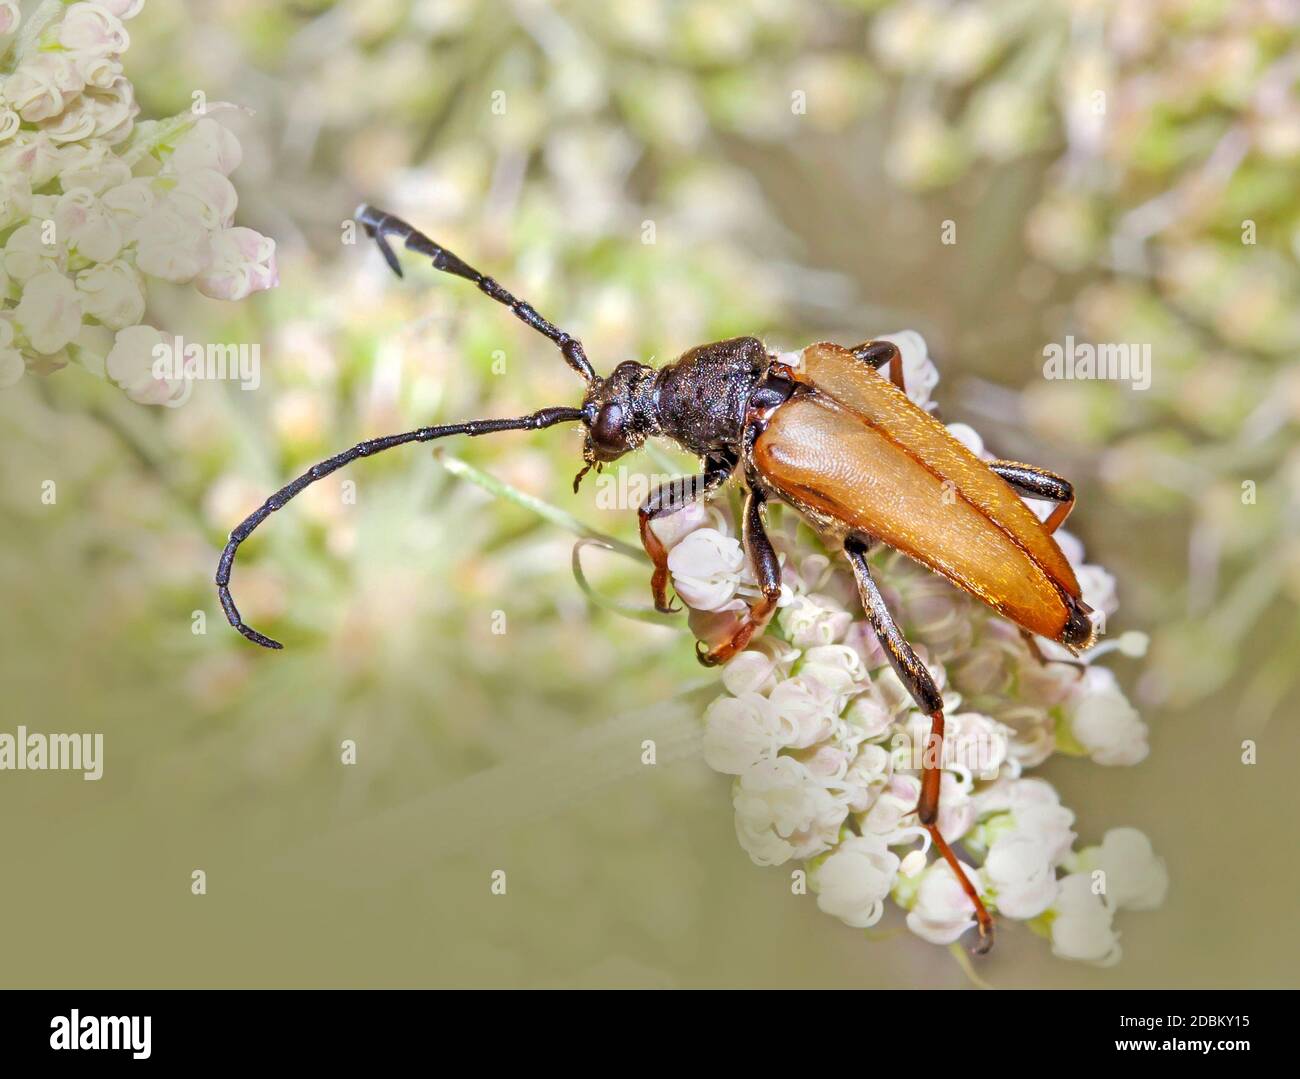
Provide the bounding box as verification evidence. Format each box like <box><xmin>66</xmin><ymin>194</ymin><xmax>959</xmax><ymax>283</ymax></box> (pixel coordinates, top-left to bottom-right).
<box><xmin>356</xmin><ymin>205</ymin><xmax>597</xmax><ymax>385</ymax></box>
<box><xmin>216</xmin><ymin>406</ymin><xmax>586</xmax><ymax>649</ymax></box>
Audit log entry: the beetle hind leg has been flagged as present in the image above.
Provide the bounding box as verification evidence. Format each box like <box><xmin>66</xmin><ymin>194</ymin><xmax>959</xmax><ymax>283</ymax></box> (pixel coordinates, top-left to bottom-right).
<box><xmin>850</xmin><ymin>340</ymin><xmax>906</xmax><ymax>393</ymax></box>
<box><xmin>845</xmin><ymin>536</ymin><xmax>994</xmax><ymax>954</ymax></box>
<box><xmin>695</xmin><ymin>485</ymin><xmax>781</xmax><ymax>667</ymax></box>
<box><xmin>988</xmin><ymin>460</ymin><xmax>1075</xmax><ymax>534</ymax></box>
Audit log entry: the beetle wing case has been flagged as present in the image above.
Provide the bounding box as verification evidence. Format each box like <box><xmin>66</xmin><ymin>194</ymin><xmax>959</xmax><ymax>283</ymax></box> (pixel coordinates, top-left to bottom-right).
<box><xmin>752</xmin><ymin>343</ymin><xmax>1093</xmax><ymax>647</ymax></box>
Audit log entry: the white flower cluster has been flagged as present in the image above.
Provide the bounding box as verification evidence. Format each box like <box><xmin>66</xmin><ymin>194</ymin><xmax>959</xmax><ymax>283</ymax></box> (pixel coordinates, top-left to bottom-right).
<box><xmin>661</xmin><ymin>332</ymin><xmax>1167</xmax><ymax>964</ymax></box>
<box><xmin>0</xmin><ymin>1</ymin><xmax>277</xmax><ymax>400</ymax></box>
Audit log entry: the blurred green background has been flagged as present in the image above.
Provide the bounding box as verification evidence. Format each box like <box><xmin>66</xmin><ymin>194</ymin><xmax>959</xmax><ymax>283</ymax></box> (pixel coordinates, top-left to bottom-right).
<box><xmin>1</xmin><ymin>0</ymin><xmax>1297</xmax><ymax>987</ymax></box>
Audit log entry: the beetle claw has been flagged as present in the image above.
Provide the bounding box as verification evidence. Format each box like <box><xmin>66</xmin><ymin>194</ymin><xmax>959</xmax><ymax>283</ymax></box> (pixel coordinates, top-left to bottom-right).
<box><xmin>695</xmin><ymin>640</ymin><xmax>720</xmax><ymax>667</ymax></box>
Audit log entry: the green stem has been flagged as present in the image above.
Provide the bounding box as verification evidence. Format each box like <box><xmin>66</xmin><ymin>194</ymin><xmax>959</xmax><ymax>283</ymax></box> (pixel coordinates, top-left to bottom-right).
<box><xmin>572</xmin><ymin>539</ymin><xmax>676</xmax><ymax>625</ymax></box>
<box><xmin>435</xmin><ymin>449</ymin><xmax>644</xmax><ymax>561</ymax></box>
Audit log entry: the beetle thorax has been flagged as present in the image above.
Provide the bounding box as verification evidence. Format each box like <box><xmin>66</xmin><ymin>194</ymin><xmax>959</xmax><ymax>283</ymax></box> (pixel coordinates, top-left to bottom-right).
<box><xmin>652</xmin><ymin>336</ymin><xmax>767</xmax><ymax>458</ymax></box>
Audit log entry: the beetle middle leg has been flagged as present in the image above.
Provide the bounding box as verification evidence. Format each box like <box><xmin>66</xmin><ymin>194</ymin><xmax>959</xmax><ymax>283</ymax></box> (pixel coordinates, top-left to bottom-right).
<box><xmin>845</xmin><ymin>535</ymin><xmax>994</xmax><ymax>953</ymax></box>
<box><xmin>695</xmin><ymin>484</ymin><xmax>782</xmax><ymax>667</ymax></box>
<box><xmin>988</xmin><ymin>460</ymin><xmax>1075</xmax><ymax>534</ymax></box>
<box><xmin>638</xmin><ymin>452</ymin><xmax>736</xmax><ymax>613</ymax></box>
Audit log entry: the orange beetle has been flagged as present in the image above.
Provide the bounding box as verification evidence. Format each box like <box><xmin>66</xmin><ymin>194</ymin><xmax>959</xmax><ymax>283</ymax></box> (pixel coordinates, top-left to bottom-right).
<box><xmin>217</xmin><ymin>208</ymin><xmax>1097</xmax><ymax>953</ymax></box>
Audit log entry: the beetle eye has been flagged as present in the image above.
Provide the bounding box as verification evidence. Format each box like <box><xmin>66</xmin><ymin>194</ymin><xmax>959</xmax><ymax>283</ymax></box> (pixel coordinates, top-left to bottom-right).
<box><xmin>591</xmin><ymin>403</ymin><xmax>626</xmax><ymax>452</ymax></box>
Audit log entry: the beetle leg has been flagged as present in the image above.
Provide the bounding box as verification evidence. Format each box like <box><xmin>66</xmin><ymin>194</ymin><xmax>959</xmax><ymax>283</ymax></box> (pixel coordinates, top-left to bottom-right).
<box><xmin>638</xmin><ymin>454</ymin><xmax>736</xmax><ymax>614</ymax></box>
<box><xmin>988</xmin><ymin>460</ymin><xmax>1075</xmax><ymax>534</ymax></box>
<box><xmin>850</xmin><ymin>340</ymin><xmax>906</xmax><ymax>393</ymax></box>
<box><xmin>844</xmin><ymin>538</ymin><xmax>944</xmax><ymax>716</ymax></box>
<box><xmin>845</xmin><ymin>536</ymin><xmax>993</xmax><ymax>954</ymax></box>
<box><xmin>695</xmin><ymin>485</ymin><xmax>781</xmax><ymax>667</ymax></box>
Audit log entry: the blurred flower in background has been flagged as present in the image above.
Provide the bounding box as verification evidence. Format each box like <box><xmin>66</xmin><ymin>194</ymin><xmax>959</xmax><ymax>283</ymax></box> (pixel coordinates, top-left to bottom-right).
<box><xmin>0</xmin><ymin>0</ymin><xmax>277</xmax><ymax>399</ymax></box>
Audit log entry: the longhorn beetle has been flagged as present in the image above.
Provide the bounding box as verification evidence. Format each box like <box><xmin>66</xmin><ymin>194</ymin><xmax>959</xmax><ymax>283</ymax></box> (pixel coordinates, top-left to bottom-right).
<box><xmin>216</xmin><ymin>205</ymin><xmax>1098</xmax><ymax>954</ymax></box>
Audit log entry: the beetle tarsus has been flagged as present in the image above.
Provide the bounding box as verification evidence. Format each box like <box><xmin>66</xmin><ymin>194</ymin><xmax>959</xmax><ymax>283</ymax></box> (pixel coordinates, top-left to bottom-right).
<box><xmin>927</xmin><ymin>822</ymin><xmax>996</xmax><ymax>956</ymax></box>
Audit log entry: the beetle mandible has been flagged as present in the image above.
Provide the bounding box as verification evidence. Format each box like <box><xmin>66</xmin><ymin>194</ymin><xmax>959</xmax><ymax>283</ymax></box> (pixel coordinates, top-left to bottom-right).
<box><xmin>216</xmin><ymin>206</ymin><xmax>1099</xmax><ymax>954</ymax></box>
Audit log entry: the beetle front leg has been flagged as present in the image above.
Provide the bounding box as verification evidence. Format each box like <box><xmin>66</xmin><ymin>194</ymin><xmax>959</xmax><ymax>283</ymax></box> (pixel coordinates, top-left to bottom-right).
<box><xmin>695</xmin><ymin>485</ymin><xmax>781</xmax><ymax>667</ymax></box>
<box><xmin>845</xmin><ymin>536</ymin><xmax>994</xmax><ymax>954</ymax></box>
<box><xmin>638</xmin><ymin>454</ymin><xmax>735</xmax><ymax>613</ymax></box>
<box><xmin>988</xmin><ymin>460</ymin><xmax>1075</xmax><ymax>534</ymax></box>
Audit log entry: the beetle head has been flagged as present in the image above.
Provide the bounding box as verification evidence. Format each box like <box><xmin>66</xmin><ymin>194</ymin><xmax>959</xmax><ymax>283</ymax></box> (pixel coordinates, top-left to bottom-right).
<box><xmin>575</xmin><ymin>361</ymin><xmax>659</xmax><ymax>487</ymax></box>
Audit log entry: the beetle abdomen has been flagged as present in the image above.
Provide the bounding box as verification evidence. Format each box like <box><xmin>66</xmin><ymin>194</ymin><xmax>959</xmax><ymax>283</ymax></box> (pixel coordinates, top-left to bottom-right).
<box><xmin>754</xmin><ymin>392</ymin><xmax>1083</xmax><ymax>643</ymax></box>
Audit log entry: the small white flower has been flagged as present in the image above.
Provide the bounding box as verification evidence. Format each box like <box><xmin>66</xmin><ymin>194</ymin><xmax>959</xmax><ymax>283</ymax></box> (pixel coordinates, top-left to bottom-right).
<box><xmin>860</xmin><ymin>773</ymin><xmax>921</xmax><ymax>838</ymax></box>
<box><xmin>4</xmin><ymin>223</ymin><xmax>61</xmax><ymax>283</ymax></box>
<box><xmin>904</xmin><ymin>858</ymin><xmax>985</xmax><ymax>945</ymax></box>
<box><xmin>101</xmin><ymin>176</ymin><xmax>158</xmax><ymax>237</ymax></box>
<box><xmin>668</xmin><ymin>527</ymin><xmax>746</xmax><ymax>612</ymax></box>
<box><xmin>767</xmin><ymin>674</ymin><xmax>839</xmax><ymax>749</ymax></box>
<box><xmin>813</xmin><ymin>834</ymin><xmax>901</xmax><ymax>928</ymax></box>
<box><xmin>1079</xmin><ymin>827</ymin><xmax>1168</xmax><ymax>912</ymax></box>
<box><xmin>800</xmin><ymin>644</ymin><xmax>867</xmax><ymax>694</ymax></box>
<box><xmin>105</xmin><ymin>324</ymin><xmax>183</xmax><ymax>405</ymax></box>
<box><xmin>74</xmin><ymin>52</ymin><xmax>125</xmax><ymax>92</ymax></box>
<box><xmin>1064</xmin><ymin>666</ymin><xmax>1149</xmax><ymax>766</ymax></box>
<box><xmin>59</xmin><ymin>3</ymin><xmax>131</xmax><ymax>58</ymax></box>
<box><xmin>982</xmin><ymin>832</ymin><xmax>1059</xmax><ymax>918</ymax></box>
<box><xmin>946</xmin><ymin>711</ymin><xmax>1009</xmax><ymax>778</ymax></box>
<box><xmin>133</xmin><ymin>204</ymin><xmax>211</xmax><ymax>283</ymax></box>
<box><xmin>55</xmin><ymin>189</ymin><xmax>123</xmax><ymax>262</ymax></box>
<box><xmin>733</xmin><ymin>756</ymin><xmax>846</xmax><ymax>866</ymax></box>
<box><xmin>56</xmin><ymin>140</ymin><xmax>132</xmax><ymax>193</ymax></box>
<box><xmin>5</xmin><ymin>54</ymin><xmax>85</xmax><ymax>123</ymax></box>
<box><xmin>1049</xmin><ymin>872</ymin><xmax>1122</xmax><ymax>965</ymax></box>
<box><xmin>1076</xmin><ymin>563</ymin><xmax>1119</xmax><ymax>622</ymax></box>
<box><xmin>0</xmin><ymin>0</ymin><xmax>20</xmax><ymax>36</ymax></box>
<box><xmin>195</xmin><ymin>226</ymin><xmax>278</xmax><ymax>301</ymax></box>
<box><xmin>96</xmin><ymin>0</ymin><xmax>146</xmax><ymax>22</ymax></box>
<box><xmin>778</xmin><ymin>592</ymin><xmax>853</xmax><ymax>648</ymax></box>
<box><xmin>166</xmin><ymin>117</ymin><xmax>244</xmax><ymax>176</ymax></box>
<box><xmin>75</xmin><ymin>258</ymin><xmax>145</xmax><ymax>330</ymax></box>
<box><xmin>798</xmin><ymin>743</ymin><xmax>853</xmax><ymax>779</ymax></box>
<box><xmin>945</xmin><ymin>422</ymin><xmax>984</xmax><ymax>456</ymax></box>
<box><xmin>934</xmin><ymin>772</ymin><xmax>975</xmax><ymax>843</ymax></box>
<box><xmin>877</xmin><ymin>329</ymin><xmax>939</xmax><ymax>407</ymax></box>
<box><xmin>0</xmin><ymin>132</ymin><xmax>63</xmax><ymax>188</ymax></box>
<box><xmin>840</xmin><ymin>743</ymin><xmax>892</xmax><ymax>813</ymax></box>
<box><xmin>14</xmin><ymin>271</ymin><xmax>83</xmax><ymax>354</ymax></box>
<box><xmin>702</xmin><ymin>692</ymin><xmax>789</xmax><ymax>775</ymax></box>
<box><xmin>843</xmin><ymin>689</ymin><xmax>895</xmax><ymax>740</ymax></box>
<box><xmin>720</xmin><ymin>636</ymin><xmax>798</xmax><ymax>696</ymax></box>
<box><xmin>168</xmin><ymin>168</ymin><xmax>239</xmax><ymax>231</ymax></box>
